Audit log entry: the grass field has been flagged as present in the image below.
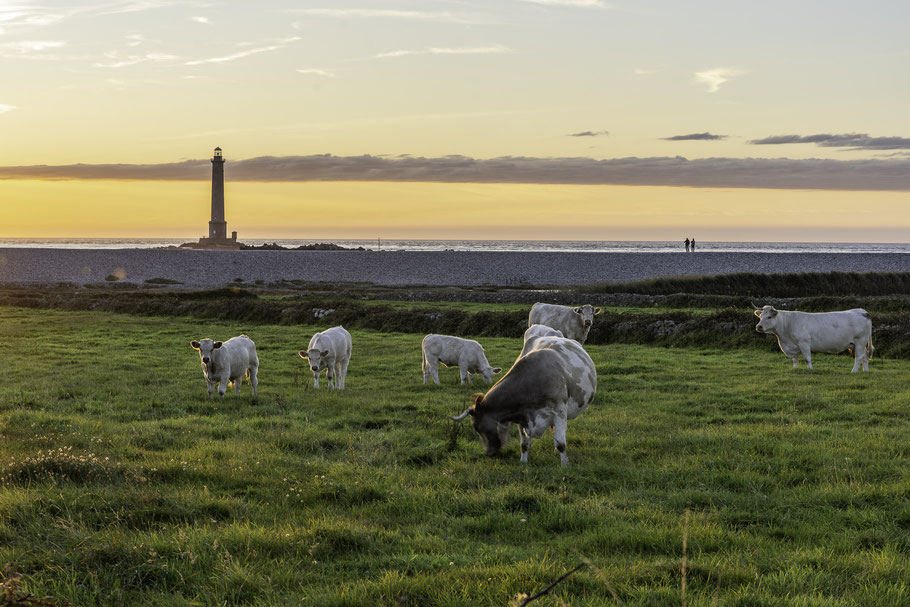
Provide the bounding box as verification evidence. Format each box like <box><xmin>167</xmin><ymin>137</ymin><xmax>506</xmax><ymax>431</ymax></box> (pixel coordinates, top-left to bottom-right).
<box><xmin>2</xmin><ymin>306</ymin><xmax>910</xmax><ymax>606</ymax></box>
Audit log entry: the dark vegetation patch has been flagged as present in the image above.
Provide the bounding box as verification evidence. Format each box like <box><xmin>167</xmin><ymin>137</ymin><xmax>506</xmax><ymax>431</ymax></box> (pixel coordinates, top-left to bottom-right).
<box><xmin>3</xmin><ymin>279</ymin><xmax>910</xmax><ymax>356</ymax></box>
<box><xmin>576</xmin><ymin>271</ymin><xmax>910</xmax><ymax>298</ymax></box>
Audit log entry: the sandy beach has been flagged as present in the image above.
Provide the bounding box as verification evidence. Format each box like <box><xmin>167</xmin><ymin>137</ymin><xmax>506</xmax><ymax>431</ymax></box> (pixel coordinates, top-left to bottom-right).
<box><xmin>2</xmin><ymin>248</ymin><xmax>910</xmax><ymax>288</ymax></box>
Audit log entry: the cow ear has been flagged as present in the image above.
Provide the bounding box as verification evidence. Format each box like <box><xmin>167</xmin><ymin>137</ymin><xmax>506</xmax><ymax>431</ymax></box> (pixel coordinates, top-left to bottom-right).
<box><xmin>213</xmin><ymin>341</ymin><xmax>223</xmax><ymax>349</ymax></box>
<box><xmin>594</xmin><ymin>307</ymin><xmax>602</xmax><ymax>315</ymax></box>
<box><xmin>471</xmin><ymin>393</ymin><xmax>485</xmax><ymax>408</ymax></box>
<box><xmin>768</xmin><ymin>308</ymin><xmax>778</xmax><ymax>317</ymax></box>
<box><xmin>573</xmin><ymin>307</ymin><xmax>582</xmax><ymax>314</ymax></box>
<box><xmin>492</xmin><ymin>367</ymin><xmax>502</xmax><ymax>374</ymax></box>
<box><xmin>321</xmin><ymin>349</ymin><xmax>330</xmax><ymax>357</ymax></box>
<box><xmin>190</xmin><ymin>340</ymin><xmax>200</xmax><ymax>349</ymax></box>
<box><xmin>753</xmin><ymin>309</ymin><xmax>762</xmax><ymax>318</ymax></box>
<box><xmin>298</xmin><ymin>350</ymin><xmax>309</xmax><ymax>359</ymax></box>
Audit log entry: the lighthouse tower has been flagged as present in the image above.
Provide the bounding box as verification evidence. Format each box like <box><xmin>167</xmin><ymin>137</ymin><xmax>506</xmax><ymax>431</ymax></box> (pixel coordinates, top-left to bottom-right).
<box><xmin>208</xmin><ymin>147</ymin><xmax>227</xmax><ymax>240</ymax></box>
<box><xmin>185</xmin><ymin>146</ymin><xmax>240</xmax><ymax>249</ymax></box>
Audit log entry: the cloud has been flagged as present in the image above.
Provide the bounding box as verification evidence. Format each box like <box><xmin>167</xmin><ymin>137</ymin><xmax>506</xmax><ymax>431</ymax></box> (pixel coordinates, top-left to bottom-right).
<box><xmin>0</xmin><ymin>104</ymin><xmax>17</xmax><ymax>114</ymax></box>
<box><xmin>3</xmin><ymin>154</ymin><xmax>910</xmax><ymax>191</ymax></box>
<box><xmin>94</xmin><ymin>52</ymin><xmax>178</xmax><ymax>68</ymax></box>
<box><xmin>693</xmin><ymin>67</ymin><xmax>743</xmax><ymax>93</ymax></box>
<box><xmin>190</xmin><ymin>16</ymin><xmax>211</xmax><ymax>25</ymax></box>
<box><xmin>297</xmin><ymin>68</ymin><xmax>336</xmax><ymax>78</ymax></box>
<box><xmin>569</xmin><ymin>131</ymin><xmax>609</xmax><ymax>137</ymax></box>
<box><xmin>289</xmin><ymin>9</ymin><xmax>489</xmax><ymax>24</ymax></box>
<box><xmin>185</xmin><ymin>37</ymin><xmax>301</xmax><ymax>65</ymax></box>
<box><xmin>0</xmin><ymin>40</ymin><xmax>65</xmax><ymax>53</ymax></box>
<box><xmin>519</xmin><ymin>0</ymin><xmax>608</xmax><ymax>6</ymax></box>
<box><xmin>372</xmin><ymin>45</ymin><xmax>511</xmax><ymax>59</ymax></box>
<box><xmin>750</xmin><ymin>133</ymin><xmax>910</xmax><ymax>151</ymax></box>
<box><xmin>663</xmin><ymin>132</ymin><xmax>726</xmax><ymax>141</ymax></box>
<box><xmin>633</xmin><ymin>67</ymin><xmax>659</xmax><ymax>75</ymax></box>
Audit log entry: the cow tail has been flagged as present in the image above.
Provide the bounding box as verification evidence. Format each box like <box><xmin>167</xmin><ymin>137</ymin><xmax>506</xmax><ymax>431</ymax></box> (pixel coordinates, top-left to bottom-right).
<box><xmin>866</xmin><ymin>334</ymin><xmax>875</xmax><ymax>359</ymax></box>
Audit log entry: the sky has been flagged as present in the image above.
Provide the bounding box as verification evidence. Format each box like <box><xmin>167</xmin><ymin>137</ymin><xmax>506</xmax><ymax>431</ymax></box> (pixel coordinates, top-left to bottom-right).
<box><xmin>1</xmin><ymin>0</ymin><xmax>909</xmax><ymax>241</ymax></box>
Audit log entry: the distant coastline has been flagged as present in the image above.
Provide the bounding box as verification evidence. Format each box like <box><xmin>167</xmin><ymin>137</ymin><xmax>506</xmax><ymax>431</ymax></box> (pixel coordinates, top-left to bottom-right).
<box><xmin>2</xmin><ymin>238</ymin><xmax>910</xmax><ymax>254</ymax></box>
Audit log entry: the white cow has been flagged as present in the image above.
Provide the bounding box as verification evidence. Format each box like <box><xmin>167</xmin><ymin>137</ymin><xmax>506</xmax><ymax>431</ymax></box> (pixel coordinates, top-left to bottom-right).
<box><xmin>451</xmin><ymin>336</ymin><xmax>597</xmax><ymax>466</ymax></box>
<box><xmin>528</xmin><ymin>302</ymin><xmax>601</xmax><ymax>344</ymax></box>
<box><xmin>422</xmin><ymin>334</ymin><xmax>502</xmax><ymax>385</ymax></box>
<box><xmin>754</xmin><ymin>305</ymin><xmax>873</xmax><ymax>372</ymax></box>
<box><xmin>190</xmin><ymin>334</ymin><xmax>259</xmax><ymax>398</ymax></box>
<box><xmin>299</xmin><ymin>326</ymin><xmax>352</xmax><ymax>389</ymax></box>
<box><xmin>520</xmin><ymin>324</ymin><xmax>564</xmax><ymax>359</ymax></box>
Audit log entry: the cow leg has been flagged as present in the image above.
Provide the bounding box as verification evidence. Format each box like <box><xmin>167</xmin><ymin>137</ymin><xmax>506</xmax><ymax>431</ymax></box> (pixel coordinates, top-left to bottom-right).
<box><xmin>218</xmin><ymin>377</ymin><xmax>228</xmax><ymax>398</ymax></box>
<box><xmin>519</xmin><ymin>427</ymin><xmax>532</xmax><ymax>464</ymax></box>
<box><xmin>233</xmin><ymin>379</ymin><xmax>241</xmax><ymax>395</ymax></box>
<box><xmin>335</xmin><ymin>361</ymin><xmax>345</xmax><ymax>390</ymax></box>
<box><xmin>340</xmin><ymin>359</ymin><xmax>349</xmax><ymax>389</ymax></box>
<box><xmin>851</xmin><ymin>349</ymin><xmax>863</xmax><ymax>373</ymax></box>
<box><xmin>791</xmin><ymin>356</ymin><xmax>799</xmax><ymax>368</ymax></box>
<box><xmin>799</xmin><ymin>345</ymin><xmax>813</xmax><ymax>370</ymax></box>
<box><xmin>248</xmin><ymin>365</ymin><xmax>258</xmax><ymax>396</ymax></box>
<box><xmin>553</xmin><ymin>415</ymin><xmax>569</xmax><ymax>466</ymax></box>
<box><xmin>459</xmin><ymin>367</ymin><xmax>468</xmax><ymax>385</ymax></box>
<box><xmin>206</xmin><ymin>379</ymin><xmax>215</xmax><ymax>399</ymax></box>
<box><xmin>312</xmin><ymin>370</ymin><xmax>320</xmax><ymax>389</ymax></box>
<box><xmin>327</xmin><ymin>366</ymin><xmax>335</xmax><ymax>390</ymax></box>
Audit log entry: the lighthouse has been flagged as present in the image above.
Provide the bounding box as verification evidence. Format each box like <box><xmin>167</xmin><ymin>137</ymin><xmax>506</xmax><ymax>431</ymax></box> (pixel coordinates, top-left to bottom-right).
<box><xmin>209</xmin><ymin>147</ymin><xmax>227</xmax><ymax>240</ymax></box>
<box><xmin>183</xmin><ymin>147</ymin><xmax>241</xmax><ymax>249</ymax></box>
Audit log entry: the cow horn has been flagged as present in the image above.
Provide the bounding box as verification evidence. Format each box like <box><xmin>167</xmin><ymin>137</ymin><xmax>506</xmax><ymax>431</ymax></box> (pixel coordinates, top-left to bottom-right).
<box><xmin>751</xmin><ymin>301</ymin><xmax>761</xmax><ymax>310</ymax></box>
<box><xmin>450</xmin><ymin>409</ymin><xmax>473</xmax><ymax>421</ymax></box>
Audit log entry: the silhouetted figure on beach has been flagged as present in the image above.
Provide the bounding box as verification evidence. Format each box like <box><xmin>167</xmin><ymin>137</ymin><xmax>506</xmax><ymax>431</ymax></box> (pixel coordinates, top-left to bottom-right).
<box><xmin>684</xmin><ymin>238</ymin><xmax>690</xmax><ymax>252</ymax></box>
<box><xmin>690</xmin><ymin>238</ymin><xmax>696</xmax><ymax>252</ymax></box>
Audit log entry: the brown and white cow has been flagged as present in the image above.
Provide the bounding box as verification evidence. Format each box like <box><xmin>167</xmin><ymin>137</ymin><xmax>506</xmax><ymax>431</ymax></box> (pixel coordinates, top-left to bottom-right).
<box><xmin>451</xmin><ymin>336</ymin><xmax>596</xmax><ymax>466</ymax></box>
<box><xmin>528</xmin><ymin>302</ymin><xmax>601</xmax><ymax>344</ymax></box>
<box><xmin>754</xmin><ymin>305</ymin><xmax>873</xmax><ymax>372</ymax></box>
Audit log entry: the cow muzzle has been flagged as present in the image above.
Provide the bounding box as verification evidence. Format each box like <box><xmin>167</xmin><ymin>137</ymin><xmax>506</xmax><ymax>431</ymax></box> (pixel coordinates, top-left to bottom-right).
<box><xmin>311</xmin><ymin>366</ymin><xmax>319</xmax><ymax>372</ymax></box>
<box><xmin>202</xmin><ymin>357</ymin><xmax>210</xmax><ymax>363</ymax></box>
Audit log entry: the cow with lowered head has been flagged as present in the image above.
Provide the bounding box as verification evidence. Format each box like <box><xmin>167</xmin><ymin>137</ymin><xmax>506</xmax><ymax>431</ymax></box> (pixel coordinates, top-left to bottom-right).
<box><xmin>451</xmin><ymin>335</ymin><xmax>596</xmax><ymax>466</ymax></box>
<box><xmin>190</xmin><ymin>334</ymin><xmax>259</xmax><ymax>398</ymax></box>
<box><xmin>754</xmin><ymin>305</ymin><xmax>873</xmax><ymax>372</ymax></box>
<box><xmin>528</xmin><ymin>302</ymin><xmax>601</xmax><ymax>344</ymax></box>
<box><xmin>422</xmin><ymin>334</ymin><xmax>502</xmax><ymax>385</ymax></box>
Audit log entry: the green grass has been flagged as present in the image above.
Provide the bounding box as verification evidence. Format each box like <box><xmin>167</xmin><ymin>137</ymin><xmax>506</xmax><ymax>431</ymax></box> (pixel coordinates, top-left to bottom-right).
<box><xmin>2</xmin><ymin>307</ymin><xmax>910</xmax><ymax>606</ymax></box>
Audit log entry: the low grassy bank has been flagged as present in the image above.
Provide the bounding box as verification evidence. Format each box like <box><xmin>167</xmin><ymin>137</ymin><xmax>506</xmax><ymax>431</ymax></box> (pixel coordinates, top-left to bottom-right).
<box><xmin>3</xmin><ymin>287</ymin><xmax>910</xmax><ymax>359</ymax></box>
<box><xmin>576</xmin><ymin>271</ymin><xmax>910</xmax><ymax>298</ymax></box>
<box><xmin>2</xmin><ymin>307</ymin><xmax>910</xmax><ymax>605</ymax></box>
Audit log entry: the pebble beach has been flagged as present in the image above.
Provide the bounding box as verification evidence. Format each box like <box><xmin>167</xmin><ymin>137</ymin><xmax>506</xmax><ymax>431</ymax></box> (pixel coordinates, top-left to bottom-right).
<box><xmin>2</xmin><ymin>248</ymin><xmax>910</xmax><ymax>288</ymax></box>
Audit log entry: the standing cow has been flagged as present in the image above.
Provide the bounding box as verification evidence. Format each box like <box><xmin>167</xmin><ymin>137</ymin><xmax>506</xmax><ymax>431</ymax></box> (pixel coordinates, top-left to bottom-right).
<box><xmin>422</xmin><ymin>334</ymin><xmax>502</xmax><ymax>385</ymax></box>
<box><xmin>754</xmin><ymin>305</ymin><xmax>873</xmax><ymax>372</ymax></box>
<box><xmin>190</xmin><ymin>334</ymin><xmax>259</xmax><ymax>398</ymax></box>
<box><xmin>299</xmin><ymin>326</ymin><xmax>352</xmax><ymax>389</ymax></box>
<box><xmin>451</xmin><ymin>336</ymin><xmax>596</xmax><ymax>466</ymax></box>
<box><xmin>520</xmin><ymin>324</ymin><xmax>564</xmax><ymax>359</ymax></box>
<box><xmin>528</xmin><ymin>302</ymin><xmax>601</xmax><ymax>344</ymax></box>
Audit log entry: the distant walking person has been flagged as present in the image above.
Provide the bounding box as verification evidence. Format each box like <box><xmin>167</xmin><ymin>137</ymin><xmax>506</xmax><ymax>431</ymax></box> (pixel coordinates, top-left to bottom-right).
<box><xmin>684</xmin><ymin>238</ymin><xmax>690</xmax><ymax>252</ymax></box>
<box><xmin>690</xmin><ymin>238</ymin><xmax>696</xmax><ymax>252</ymax></box>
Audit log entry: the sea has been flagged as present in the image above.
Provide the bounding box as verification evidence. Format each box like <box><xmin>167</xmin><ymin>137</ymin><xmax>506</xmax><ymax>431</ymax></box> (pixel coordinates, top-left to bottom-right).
<box><xmin>0</xmin><ymin>238</ymin><xmax>909</xmax><ymax>254</ymax></box>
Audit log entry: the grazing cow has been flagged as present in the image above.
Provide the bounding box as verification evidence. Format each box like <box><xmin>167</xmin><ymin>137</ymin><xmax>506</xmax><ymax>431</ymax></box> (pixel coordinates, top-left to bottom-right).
<box><xmin>299</xmin><ymin>326</ymin><xmax>352</xmax><ymax>389</ymax></box>
<box><xmin>422</xmin><ymin>334</ymin><xmax>502</xmax><ymax>385</ymax></box>
<box><xmin>451</xmin><ymin>336</ymin><xmax>596</xmax><ymax>466</ymax></box>
<box><xmin>754</xmin><ymin>305</ymin><xmax>873</xmax><ymax>372</ymax></box>
<box><xmin>520</xmin><ymin>324</ymin><xmax>564</xmax><ymax>359</ymax></box>
<box><xmin>190</xmin><ymin>334</ymin><xmax>259</xmax><ymax>398</ymax></box>
<box><xmin>528</xmin><ymin>302</ymin><xmax>601</xmax><ymax>344</ymax></box>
